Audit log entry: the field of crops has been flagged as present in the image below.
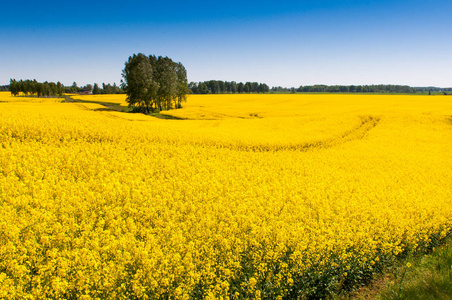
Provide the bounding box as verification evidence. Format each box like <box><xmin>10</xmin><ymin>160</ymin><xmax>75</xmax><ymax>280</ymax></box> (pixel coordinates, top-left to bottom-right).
<box><xmin>1</xmin><ymin>91</ymin><xmax>451</xmax><ymax>299</ymax></box>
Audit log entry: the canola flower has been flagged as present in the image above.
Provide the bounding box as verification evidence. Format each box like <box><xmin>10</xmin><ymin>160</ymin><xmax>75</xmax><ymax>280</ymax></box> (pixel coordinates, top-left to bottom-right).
<box><xmin>0</xmin><ymin>92</ymin><xmax>451</xmax><ymax>299</ymax></box>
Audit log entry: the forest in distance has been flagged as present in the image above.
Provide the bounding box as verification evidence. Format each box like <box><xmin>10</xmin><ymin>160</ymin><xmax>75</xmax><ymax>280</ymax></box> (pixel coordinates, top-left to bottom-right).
<box><xmin>3</xmin><ymin>80</ymin><xmax>452</xmax><ymax>96</ymax></box>
<box><xmin>189</xmin><ymin>81</ymin><xmax>452</xmax><ymax>94</ymax></box>
<box><xmin>5</xmin><ymin>80</ymin><xmax>122</xmax><ymax>96</ymax></box>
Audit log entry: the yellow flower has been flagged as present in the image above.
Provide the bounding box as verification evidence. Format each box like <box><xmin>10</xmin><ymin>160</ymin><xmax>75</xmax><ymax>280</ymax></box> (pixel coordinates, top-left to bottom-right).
<box><xmin>1</xmin><ymin>92</ymin><xmax>451</xmax><ymax>298</ymax></box>
<box><xmin>249</xmin><ymin>277</ymin><xmax>257</xmax><ymax>288</ymax></box>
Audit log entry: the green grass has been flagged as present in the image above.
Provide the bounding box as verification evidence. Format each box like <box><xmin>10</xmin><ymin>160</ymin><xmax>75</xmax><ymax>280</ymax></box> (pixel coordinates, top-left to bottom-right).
<box><xmin>378</xmin><ymin>238</ymin><xmax>452</xmax><ymax>300</ymax></box>
<box><xmin>339</xmin><ymin>236</ymin><xmax>452</xmax><ymax>300</ymax></box>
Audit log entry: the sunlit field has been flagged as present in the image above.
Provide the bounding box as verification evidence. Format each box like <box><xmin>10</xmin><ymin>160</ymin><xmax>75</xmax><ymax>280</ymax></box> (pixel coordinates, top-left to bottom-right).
<box><xmin>1</xmin><ymin>92</ymin><xmax>451</xmax><ymax>299</ymax></box>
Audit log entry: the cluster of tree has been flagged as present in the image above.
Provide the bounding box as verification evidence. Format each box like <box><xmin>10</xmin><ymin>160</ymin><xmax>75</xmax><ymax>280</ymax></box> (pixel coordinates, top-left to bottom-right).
<box><xmin>414</xmin><ymin>87</ymin><xmax>452</xmax><ymax>92</ymax></box>
<box><xmin>189</xmin><ymin>81</ymin><xmax>270</xmax><ymax>94</ymax></box>
<box><xmin>296</xmin><ymin>84</ymin><xmax>416</xmax><ymax>93</ymax></box>
<box><xmin>271</xmin><ymin>86</ymin><xmax>296</xmax><ymax>93</ymax></box>
<box><xmin>63</xmin><ymin>82</ymin><xmax>124</xmax><ymax>94</ymax></box>
<box><xmin>10</xmin><ymin>79</ymin><xmax>64</xmax><ymax>97</ymax></box>
<box><xmin>121</xmin><ymin>53</ymin><xmax>189</xmax><ymax>113</ymax></box>
<box><xmin>0</xmin><ymin>85</ymin><xmax>10</xmax><ymax>91</ymax></box>
<box><xmin>64</xmin><ymin>82</ymin><xmax>82</xmax><ymax>93</ymax></box>
<box><xmin>92</xmin><ymin>83</ymin><xmax>124</xmax><ymax>94</ymax></box>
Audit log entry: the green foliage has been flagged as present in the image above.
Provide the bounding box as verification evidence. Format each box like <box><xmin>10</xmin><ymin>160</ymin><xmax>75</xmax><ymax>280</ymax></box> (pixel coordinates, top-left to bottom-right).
<box><xmin>0</xmin><ymin>85</ymin><xmax>10</xmax><ymax>91</ymax></box>
<box><xmin>122</xmin><ymin>53</ymin><xmax>189</xmax><ymax>113</ymax></box>
<box><xmin>10</xmin><ymin>79</ymin><xmax>64</xmax><ymax>97</ymax></box>
<box><xmin>122</xmin><ymin>53</ymin><xmax>157</xmax><ymax>113</ymax></box>
<box><xmin>297</xmin><ymin>84</ymin><xmax>417</xmax><ymax>93</ymax></box>
<box><xmin>414</xmin><ymin>86</ymin><xmax>452</xmax><ymax>93</ymax></box>
<box><xmin>189</xmin><ymin>80</ymin><xmax>270</xmax><ymax>94</ymax></box>
<box><xmin>188</xmin><ymin>82</ymin><xmax>427</xmax><ymax>94</ymax></box>
<box><xmin>379</xmin><ymin>238</ymin><xmax>452</xmax><ymax>300</ymax></box>
<box><xmin>100</xmin><ymin>82</ymin><xmax>123</xmax><ymax>94</ymax></box>
<box><xmin>92</xmin><ymin>83</ymin><xmax>101</xmax><ymax>94</ymax></box>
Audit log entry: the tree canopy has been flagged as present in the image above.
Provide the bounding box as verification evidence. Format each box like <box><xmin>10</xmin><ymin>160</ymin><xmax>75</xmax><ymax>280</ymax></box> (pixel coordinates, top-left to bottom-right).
<box><xmin>121</xmin><ymin>53</ymin><xmax>189</xmax><ymax>113</ymax></box>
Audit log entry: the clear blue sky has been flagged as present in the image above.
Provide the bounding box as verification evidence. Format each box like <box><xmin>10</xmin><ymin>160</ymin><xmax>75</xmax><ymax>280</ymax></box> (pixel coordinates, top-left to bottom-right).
<box><xmin>1</xmin><ymin>0</ymin><xmax>451</xmax><ymax>87</ymax></box>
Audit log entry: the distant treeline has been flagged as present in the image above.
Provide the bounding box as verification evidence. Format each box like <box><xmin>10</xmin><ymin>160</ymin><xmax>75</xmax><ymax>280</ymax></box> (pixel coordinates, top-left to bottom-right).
<box><xmin>271</xmin><ymin>84</ymin><xmax>416</xmax><ymax>94</ymax></box>
<box><xmin>7</xmin><ymin>80</ymin><xmax>125</xmax><ymax>96</ymax></box>
<box><xmin>66</xmin><ymin>82</ymin><xmax>124</xmax><ymax>94</ymax></box>
<box><xmin>296</xmin><ymin>84</ymin><xmax>416</xmax><ymax>93</ymax></box>
<box><xmin>413</xmin><ymin>87</ymin><xmax>452</xmax><ymax>92</ymax></box>
<box><xmin>10</xmin><ymin>79</ymin><xmax>64</xmax><ymax>97</ymax></box>
<box><xmin>189</xmin><ymin>81</ymin><xmax>270</xmax><ymax>94</ymax></box>
<box><xmin>189</xmin><ymin>82</ymin><xmax>426</xmax><ymax>94</ymax></box>
<box><xmin>4</xmin><ymin>79</ymin><xmax>451</xmax><ymax>96</ymax></box>
<box><xmin>93</xmin><ymin>83</ymin><xmax>124</xmax><ymax>94</ymax></box>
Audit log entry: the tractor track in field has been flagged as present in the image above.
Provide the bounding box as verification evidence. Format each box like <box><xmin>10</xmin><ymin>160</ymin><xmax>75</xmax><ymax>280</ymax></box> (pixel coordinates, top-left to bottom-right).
<box><xmin>235</xmin><ymin>115</ymin><xmax>381</xmax><ymax>152</ymax></box>
<box><xmin>169</xmin><ymin>115</ymin><xmax>381</xmax><ymax>152</ymax></box>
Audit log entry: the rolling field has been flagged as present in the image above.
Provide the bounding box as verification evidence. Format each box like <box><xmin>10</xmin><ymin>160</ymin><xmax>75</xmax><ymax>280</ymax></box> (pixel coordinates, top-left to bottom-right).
<box><xmin>0</xmin><ymin>92</ymin><xmax>451</xmax><ymax>299</ymax></box>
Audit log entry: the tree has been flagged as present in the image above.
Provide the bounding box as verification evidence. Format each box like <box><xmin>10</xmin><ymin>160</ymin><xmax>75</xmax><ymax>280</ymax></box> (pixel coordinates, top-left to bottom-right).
<box><xmin>211</xmin><ymin>81</ymin><xmax>220</xmax><ymax>94</ymax></box>
<box><xmin>188</xmin><ymin>82</ymin><xmax>198</xmax><ymax>94</ymax></box>
<box><xmin>198</xmin><ymin>82</ymin><xmax>209</xmax><ymax>94</ymax></box>
<box><xmin>231</xmin><ymin>81</ymin><xmax>237</xmax><ymax>94</ymax></box>
<box><xmin>122</xmin><ymin>53</ymin><xmax>158</xmax><ymax>113</ymax></box>
<box><xmin>244</xmin><ymin>82</ymin><xmax>251</xmax><ymax>93</ymax></box>
<box><xmin>251</xmin><ymin>82</ymin><xmax>259</xmax><ymax>93</ymax></box>
<box><xmin>56</xmin><ymin>82</ymin><xmax>63</xmax><ymax>96</ymax></box>
<box><xmin>257</xmin><ymin>83</ymin><xmax>269</xmax><ymax>93</ymax></box>
<box><xmin>93</xmin><ymin>83</ymin><xmax>101</xmax><ymax>94</ymax></box>
<box><xmin>218</xmin><ymin>81</ymin><xmax>225</xmax><ymax>93</ymax></box>
<box><xmin>237</xmin><ymin>82</ymin><xmax>244</xmax><ymax>93</ymax></box>
<box><xmin>84</xmin><ymin>84</ymin><xmax>93</xmax><ymax>92</ymax></box>
<box><xmin>71</xmin><ymin>82</ymin><xmax>78</xmax><ymax>92</ymax></box>
<box><xmin>10</xmin><ymin>79</ymin><xmax>18</xmax><ymax>96</ymax></box>
<box><xmin>155</xmin><ymin>56</ymin><xmax>177</xmax><ymax>110</ymax></box>
<box><xmin>175</xmin><ymin>63</ymin><xmax>189</xmax><ymax>108</ymax></box>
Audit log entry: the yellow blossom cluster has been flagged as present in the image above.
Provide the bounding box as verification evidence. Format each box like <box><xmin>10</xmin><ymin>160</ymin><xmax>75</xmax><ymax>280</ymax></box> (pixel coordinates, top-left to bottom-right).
<box><xmin>0</xmin><ymin>92</ymin><xmax>451</xmax><ymax>299</ymax></box>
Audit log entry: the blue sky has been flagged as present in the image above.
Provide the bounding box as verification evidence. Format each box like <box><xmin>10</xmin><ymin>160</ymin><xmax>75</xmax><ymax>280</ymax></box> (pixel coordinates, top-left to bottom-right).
<box><xmin>1</xmin><ymin>0</ymin><xmax>451</xmax><ymax>87</ymax></box>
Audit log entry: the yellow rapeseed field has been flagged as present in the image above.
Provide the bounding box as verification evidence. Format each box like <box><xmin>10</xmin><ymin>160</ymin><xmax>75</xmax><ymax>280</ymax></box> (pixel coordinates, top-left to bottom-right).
<box><xmin>0</xmin><ymin>92</ymin><xmax>451</xmax><ymax>299</ymax></box>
